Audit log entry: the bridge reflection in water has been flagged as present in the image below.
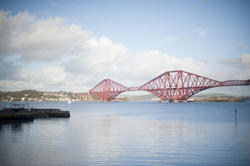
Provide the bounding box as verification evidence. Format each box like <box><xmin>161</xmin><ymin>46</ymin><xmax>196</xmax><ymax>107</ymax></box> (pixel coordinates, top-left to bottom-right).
<box><xmin>89</xmin><ymin>70</ymin><xmax>250</xmax><ymax>102</ymax></box>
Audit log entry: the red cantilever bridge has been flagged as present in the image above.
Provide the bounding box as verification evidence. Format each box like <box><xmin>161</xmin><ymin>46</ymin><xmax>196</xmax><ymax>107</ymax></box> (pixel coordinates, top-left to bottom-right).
<box><xmin>89</xmin><ymin>70</ymin><xmax>250</xmax><ymax>102</ymax></box>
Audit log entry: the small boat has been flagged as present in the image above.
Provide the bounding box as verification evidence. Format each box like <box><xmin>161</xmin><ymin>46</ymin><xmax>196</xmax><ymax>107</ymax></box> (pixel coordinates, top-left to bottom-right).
<box><xmin>67</xmin><ymin>100</ymin><xmax>71</xmax><ymax>104</ymax></box>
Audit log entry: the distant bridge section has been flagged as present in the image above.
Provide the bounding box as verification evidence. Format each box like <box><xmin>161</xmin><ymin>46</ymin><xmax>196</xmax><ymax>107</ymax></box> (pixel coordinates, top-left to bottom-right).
<box><xmin>89</xmin><ymin>70</ymin><xmax>250</xmax><ymax>102</ymax></box>
<box><xmin>89</xmin><ymin>79</ymin><xmax>128</xmax><ymax>101</ymax></box>
<box><xmin>220</xmin><ymin>79</ymin><xmax>250</xmax><ymax>86</ymax></box>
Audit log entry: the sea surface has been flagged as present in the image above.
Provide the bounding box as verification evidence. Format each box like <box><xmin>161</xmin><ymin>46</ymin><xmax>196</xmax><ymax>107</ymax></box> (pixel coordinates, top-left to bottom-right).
<box><xmin>0</xmin><ymin>101</ymin><xmax>250</xmax><ymax>166</ymax></box>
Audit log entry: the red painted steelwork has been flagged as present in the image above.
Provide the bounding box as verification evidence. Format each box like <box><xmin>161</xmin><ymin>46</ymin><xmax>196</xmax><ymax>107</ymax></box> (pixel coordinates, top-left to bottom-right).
<box><xmin>89</xmin><ymin>79</ymin><xmax>128</xmax><ymax>101</ymax></box>
<box><xmin>140</xmin><ymin>70</ymin><xmax>221</xmax><ymax>101</ymax></box>
<box><xmin>89</xmin><ymin>70</ymin><xmax>250</xmax><ymax>101</ymax></box>
<box><xmin>220</xmin><ymin>80</ymin><xmax>250</xmax><ymax>86</ymax></box>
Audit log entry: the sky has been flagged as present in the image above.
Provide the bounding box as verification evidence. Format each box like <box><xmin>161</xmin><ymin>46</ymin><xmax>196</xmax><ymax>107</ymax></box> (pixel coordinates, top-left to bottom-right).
<box><xmin>0</xmin><ymin>0</ymin><xmax>250</xmax><ymax>95</ymax></box>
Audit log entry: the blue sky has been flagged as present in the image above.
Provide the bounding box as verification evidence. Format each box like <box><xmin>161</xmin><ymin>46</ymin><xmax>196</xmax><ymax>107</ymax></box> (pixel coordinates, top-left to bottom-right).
<box><xmin>2</xmin><ymin>0</ymin><xmax>249</xmax><ymax>57</ymax></box>
<box><xmin>0</xmin><ymin>0</ymin><xmax>249</xmax><ymax>95</ymax></box>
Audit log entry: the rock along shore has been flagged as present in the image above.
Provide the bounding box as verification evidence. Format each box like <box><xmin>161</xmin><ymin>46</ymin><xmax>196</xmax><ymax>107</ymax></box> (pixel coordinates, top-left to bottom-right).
<box><xmin>0</xmin><ymin>108</ymin><xmax>70</xmax><ymax>122</ymax></box>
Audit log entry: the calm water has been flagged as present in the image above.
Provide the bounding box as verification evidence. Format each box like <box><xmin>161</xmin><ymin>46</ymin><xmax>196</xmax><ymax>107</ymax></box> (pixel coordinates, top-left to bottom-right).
<box><xmin>0</xmin><ymin>101</ymin><xmax>250</xmax><ymax>166</ymax></box>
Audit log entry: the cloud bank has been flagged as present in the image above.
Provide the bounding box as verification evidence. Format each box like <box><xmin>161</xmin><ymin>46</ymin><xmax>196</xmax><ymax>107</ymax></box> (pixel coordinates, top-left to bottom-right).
<box><xmin>0</xmin><ymin>10</ymin><xmax>249</xmax><ymax>95</ymax></box>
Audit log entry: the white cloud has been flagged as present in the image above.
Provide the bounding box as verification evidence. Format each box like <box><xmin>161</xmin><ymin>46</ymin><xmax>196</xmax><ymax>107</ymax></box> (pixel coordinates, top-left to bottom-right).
<box><xmin>0</xmin><ymin>10</ymin><xmax>248</xmax><ymax>95</ymax></box>
<box><xmin>121</xmin><ymin>50</ymin><xmax>208</xmax><ymax>84</ymax></box>
<box><xmin>165</xmin><ymin>36</ymin><xmax>178</xmax><ymax>41</ymax></box>
<box><xmin>1</xmin><ymin>66</ymin><xmax>67</xmax><ymax>90</ymax></box>
<box><xmin>33</xmin><ymin>66</ymin><xmax>67</xmax><ymax>85</ymax></box>
<box><xmin>237</xmin><ymin>43</ymin><xmax>248</xmax><ymax>49</ymax></box>
<box><xmin>65</xmin><ymin>36</ymin><xmax>128</xmax><ymax>74</ymax></box>
<box><xmin>220</xmin><ymin>54</ymin><xmax>250</xmax><ymax>67</ymax></box>
<box><xmin>64</xmin><ymin>47</ymin><xmax>209</xmax><ymax>88</ymax></box>
<box><xmin>241</xmin><ymin>54</ymin><xmax>250</xmax><ymax>64</ymax></box>
<box><xmin>0</xmin><ymin>10</ymin><xmax>91</xmax><ymax>61</ymax></box>
<box><xmin>194</xmin><ymin>27</ymin><xmax>207</xmax><ymax>37</ymax></box>
<box><xmin>220</xmin><ymin>54</ymin><xmax>250</xmax><ymax>80</ymax></box>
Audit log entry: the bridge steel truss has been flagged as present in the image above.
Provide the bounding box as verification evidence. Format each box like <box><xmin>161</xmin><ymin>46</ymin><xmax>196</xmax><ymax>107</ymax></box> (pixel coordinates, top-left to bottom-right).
<box><xmin>139</xmin><ymin>70</ymin><xmax>221</xmax><ymax>101</ymax></box>
<box><xmin>89</xmin><ymin>79</ymin><xmax>128</xmax><ymax>101</ymax></box>
<box><xmin>89</xmin><ymin>70</ymin><xmax>250</xmax><ymax>101</ymax></box>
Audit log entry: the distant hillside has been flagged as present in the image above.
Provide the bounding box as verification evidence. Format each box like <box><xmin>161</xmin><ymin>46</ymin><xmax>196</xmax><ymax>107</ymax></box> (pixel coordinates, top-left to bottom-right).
<box><xmin>123</xmin><ymin>94</ymin><xmax>158</xmax><ymax>101</ymax></box>
<box><xmin>191</xmin><ymin>93</ymin><xmax>231</xmax><ymax>98</ymax></box>
<box><xmin>0</xmin><ymin>90</ymin><xmax>43</xmax><ymax>100</ymax></box>
<box><xmin>121</xmin><ymin>93</ymin><xmax>250</xmax><ymax>102</ymax></box>
<box><xmin>0</xmin><ymin>90</ymin><xmax>75</xmax><ymax>101</ymax></box>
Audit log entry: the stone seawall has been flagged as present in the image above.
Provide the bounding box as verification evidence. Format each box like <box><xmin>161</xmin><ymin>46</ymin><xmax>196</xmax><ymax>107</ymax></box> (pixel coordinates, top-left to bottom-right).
<box><xmin>0</xmin><ymin>108</ymin><xmax>70</xmax><ymax>122</ymax></box>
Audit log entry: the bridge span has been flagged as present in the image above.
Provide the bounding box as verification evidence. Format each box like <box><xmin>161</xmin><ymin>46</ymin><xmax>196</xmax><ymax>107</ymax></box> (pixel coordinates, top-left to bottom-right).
<box><xmin>89</xmin><ymin>70</ymin><xmax>250</xmax><ymax>102</ymax></box>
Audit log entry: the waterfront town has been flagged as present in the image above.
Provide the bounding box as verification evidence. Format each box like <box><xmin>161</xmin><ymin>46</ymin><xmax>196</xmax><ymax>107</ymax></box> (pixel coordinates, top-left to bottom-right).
<box><xmin>0</xmin><ymin>90</ymin><xmax>92</xmax><ymax>102</ymax></box>
<box><xmin>0</xmin><ymin>90</ymin><xmax>129</xmax><ymax>102</ymax></box>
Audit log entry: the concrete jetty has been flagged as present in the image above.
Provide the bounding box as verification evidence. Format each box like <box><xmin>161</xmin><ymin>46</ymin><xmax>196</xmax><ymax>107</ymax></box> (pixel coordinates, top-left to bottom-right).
<box><xmin>0</xmin><ymin>108</ymin><xmax>70</xmax><ymax>122</ymax></box>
